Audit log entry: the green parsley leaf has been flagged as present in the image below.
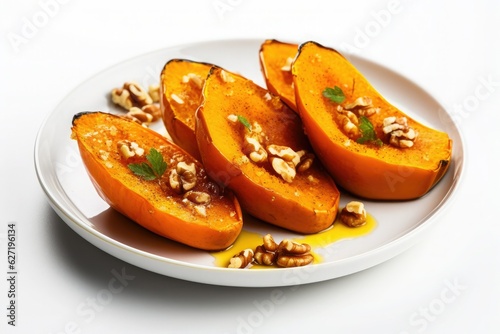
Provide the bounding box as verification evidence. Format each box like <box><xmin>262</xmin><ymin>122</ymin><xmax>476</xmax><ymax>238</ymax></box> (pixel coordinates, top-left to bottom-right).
<box><xmin>356</xmin><ymin>116</ymin><xmax>383</xmax><ymax>146</ymax></box>
<box><xmin>128</xmin><ymin>148</ymin><xmax>167</xmax><ymax>180</ymax></box>
<box><xmin>323</xmin><ymin>86</ymin><xmax>346</xmax><ymax>104</ymax></box>
<box><xmin>237</xmin><ymin>115</ymin><xmax>252</xmax><ymax>132</ymax></box>
<box><xmin>146</xmin><ymin>148</ymin><xmax>167</xmax><ymax>178</ymax></box>
<box><xmin>128</xmin><ymin>162</ymin><xmax>157</xmax><ymax>180</ymax></box>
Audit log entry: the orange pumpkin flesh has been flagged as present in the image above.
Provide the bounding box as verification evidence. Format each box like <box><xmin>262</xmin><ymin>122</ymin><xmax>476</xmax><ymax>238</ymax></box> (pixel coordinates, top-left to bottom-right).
<box><xmin>71</xmin><ymin>112</ymin><xmax>243</xmax><ymax>251</ymax></box>
<box><xmin>292</xmin><ymin>41</ymin><xmax>452</xmax><ymax>200</ymax></box>
<box><xmin>259</xmin><ymin>39</ymin><xmax>299</xmax><ymax>112</ymax></box>
<box><xmin>160</xmin><ymin>59</ymin><xmax>213</xmax><ymax>160</ymax></box>
<box><xmin>195</xmin><ymin>67</ymin><xmax>340</xmax><ymax>234</ymax></box>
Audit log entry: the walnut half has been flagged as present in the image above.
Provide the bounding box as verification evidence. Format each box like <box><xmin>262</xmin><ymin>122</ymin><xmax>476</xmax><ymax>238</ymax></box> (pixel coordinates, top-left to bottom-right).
<box><xmin>339</xmin><ymin>201</ymin><xmax>367</xmax><ymax>227</ymax></box>
<box><xmin>228</xmin><ymin>249</ymin><xmax>254</xmax><ymax>269</ymax></box>
<box><xmin>169</xmin><ymin>161</ymin><xmax>198</xmax><ymax>193</ymax></box>
<box><xmin>111</xmin><ymin>82</ymin><xmax>153</xmax><ymax>110</ymax></box>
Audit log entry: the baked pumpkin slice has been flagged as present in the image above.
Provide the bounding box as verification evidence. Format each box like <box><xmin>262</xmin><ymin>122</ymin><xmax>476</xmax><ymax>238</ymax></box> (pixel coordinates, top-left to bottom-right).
<box><xmin>160</xmin><ymin>59</ymin><xmax>214</xmax><ymax>160</ymax></box>
<box><xmin>71</xmin><ymin>112</ymin><xmax>243</xmax><ymax>250</ymax></box>
<box><xmin>196</xmin><ymin>67</ymin><xmax>340</xmax><ymax>234</ymax></box>
<box><xmin>292</xmin><ymin>41</ymin><xmax>452</xmax><ymax>200</ymax></box>
<box><xmin>259</xmin><ymin>39</ymin><xmax>299</xmax><ymax>112</ymax></box>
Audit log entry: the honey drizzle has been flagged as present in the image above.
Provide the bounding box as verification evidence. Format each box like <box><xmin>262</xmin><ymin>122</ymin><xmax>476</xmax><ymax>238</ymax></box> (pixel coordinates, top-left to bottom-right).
<box><xmin>211</xmin><ymin>213</ymin><xmax>377</xmax><ymax>269</ymax></box>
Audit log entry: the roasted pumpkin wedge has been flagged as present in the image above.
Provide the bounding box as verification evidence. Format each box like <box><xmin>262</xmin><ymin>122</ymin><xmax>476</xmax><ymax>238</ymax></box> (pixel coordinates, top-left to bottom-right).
<box><xmin>71</xmin><ymin>112</ymin><xmax>243</xmax><ymax>250</ymax></box>
<box><xmin>259</xmin><ymin>39</ymin><xmax>299</xmax><ymax>112</ymax></box>
<box><xmin>160</xmin><ymin>59</ymin><xmax>214</xmax><ymax>160</ymax></box>
<box><xmin>292</xmin><ymin>41</ymin><xmax>452</xmax><ymax>200</ymax></box>
<box><xmin>195</xmin><ymin>67</ymin><xmax>340</xmax><ymax>234</ymax></box>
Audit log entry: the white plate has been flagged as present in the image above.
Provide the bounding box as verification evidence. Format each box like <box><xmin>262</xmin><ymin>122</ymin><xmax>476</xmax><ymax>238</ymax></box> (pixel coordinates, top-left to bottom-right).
<box><xmin>34</xmin><ymin>39</ymin><xmax>465</xmax><ymax>287</ymax></box>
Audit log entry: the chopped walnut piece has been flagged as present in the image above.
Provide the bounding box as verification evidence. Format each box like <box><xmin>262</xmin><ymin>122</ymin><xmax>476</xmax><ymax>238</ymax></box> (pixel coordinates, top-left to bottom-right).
<box><xmin>344</xmin><ymin>96</ymin><xmax>372</xmax><ymax>110</ymax></box>
<box><xmin>99</xmin><ymin>150</ymin><xmax>109</xmax><ymax>161</ymax></box>
<box><xmin>170</xmin><ymin>93</ymin><xmax>184</xmax><ymax>104</ymax></box>
<box><xmin>343</xmin><ymin>96</ymin><xmax>380</xmax><ymax>117</ymax></box>
<box><xmin>340</xmin><ymin>201</ymin><xmax>367</xmax><ymax>227</ymax></box>
<box><xmin>276</xmin><ymin>253</ymin><xmax>314</xmax><ymax>268</ymax></box>
<box><xmin>279</xmin><ymin>239</ymin><xmax>311</xmax><ymax>254</ymax></box>
<box><xmin>336</xmin><ymin>105</ymin><xmax>360</xmax><ymax>137</ymax></box>
<box><xmin>359</xmin><ymin>107</ymin><xmax>380</xmax><ymax>117</ymax></box>
<box><xmin>177</xmin><ymin>161</ymin><xmax>197</xmax><ymax>191</ymax></box>
<box><xmin>382</xmin><ymin>116</ymin><xmax>417</xmax><ymax>148</ymax></box>
<box><xmin>228</xmin><ymin>249</ymin><xmax>254</xmax><ymax>269</ymax></box>
<box><xmin>117</xmin><ymin>140</ymin><xmax>144</xmax><ymax>159</ymax></box>
<box><xmin>270</xmin><ymin>157</ymin><xmax>296</xmax><ymax>183</ymax></box>
<box><xmin>296</xmin><ymin>151</ymin><xmax>315</xmax><ymax>173</ymax></box>
<box><xmin>194</xmin><ymin>205</ymin><xmax>207</xmax><ymax>217</ymax></box>
<box><xmin>111</xmin><ymin>88</ymin><xmax>134</xmax><ymax>110</ymax></box>
<box><xmin>168</xmin><ymin>170</ymin><xmax>181</xmax><ymax>193</ymax></box>
<box><xmin>148</xmin><ymin>84</ymin><xmax>160</xmax><ymax>103</ymax></box>
<box><xmin>267</xmin><ymin>145</ymin><xmax>301</xmax><ymax>167</ymax></box>
<box><xmin>227</xmin><ymin>114</ymin><xmax>238</xmax><ymax>123</ymax></box>
<box><xmin>338</xmin><ymin>112</ymin><xmax>359</xmax><ymax>138</ymax></box>
<box><xmin>233</xmin><ymin>118</ymin><xmax>269</xmax><ymax>163</ymax></box>
<box><xmin>266</xmin><ymin>145</ymin><xmax>314</xmax><ymax>181</ymax></box>
<box><xmin>262</xmin><ymin>234</ymin><xmax>279</xmax><ymax>252</ymax></box>
<box><xmin>184</xmin><ymin>191</ymin><xmax>211</xmax><ymax>205</ymax></box>
<box><xmin>169</xmin><ymin>161</ymin><xmax>197</xmax><ymax>193</ymax></box>
<box><xmin>123</xmin><ymin>82</ymin><xmax>153</xmax><ymax>107</ymax></box>
<box><xmin>182</xmin><ymin>73</ymin><xmax>204</xmax><ymax>88</ymax></box>
<box><xmin>141</xmin><ymin>104</ymin><xmax>161</xmax><ymax>122</ymax></box>
<box><xmin>125</xmin><ymin>107</ymin><xmax>154</xmax><ymax>125</ymax></box>
<box><xmin>254</xmin><ymin>245</ymin><xmax>276</xmax><ymax>266</ymax></box>
<box><xmin>244</xmin><ymin>135</ymin><xmax>268</xmax><ymax>163</ymax></box>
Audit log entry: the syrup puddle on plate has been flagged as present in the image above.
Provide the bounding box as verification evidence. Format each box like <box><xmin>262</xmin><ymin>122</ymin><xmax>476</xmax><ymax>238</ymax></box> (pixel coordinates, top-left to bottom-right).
<box><xmin>211</xmin><ymin>213</ymin><xmax>377</xmax><ymax>269</ymax></box>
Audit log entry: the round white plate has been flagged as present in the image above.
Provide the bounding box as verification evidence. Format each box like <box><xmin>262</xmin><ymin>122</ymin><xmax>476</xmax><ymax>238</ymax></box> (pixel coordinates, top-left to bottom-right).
<box><xmin>34</xmin><ymin>39</ymin><xmax>465</xmax><ymax>287</ymax></box>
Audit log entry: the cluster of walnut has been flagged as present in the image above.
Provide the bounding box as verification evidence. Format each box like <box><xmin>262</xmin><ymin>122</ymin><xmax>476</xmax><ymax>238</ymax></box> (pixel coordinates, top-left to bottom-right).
<box><xmin>336</xmin><ymin>96</ymin><xmax>418</xmax><ymax>148</ymax></box>
<box><xmin>336</xmin><ymin>96</ymin><xmax>379</xmax><ymax>138</ymax></box>
<box><xmin>116</xmin><ymin>141</ymin><xmax>211</xmax><ymax>216</ymax></box>
<box><xmin>228</xmin><ymin>234</ymin><xmax>314</xmax><ymax>269</ymax></box>
<box><xmin>167</xmin><ymin>161</ymin><xmax>212</xmax><ymax>216</ymax></box>
<box><xmin>382</xmin><ymin>116</ymin><xmax>418</xmax><ymax>148</ymax></box>
<box><xmin>227</xmin><ymin>115</ymin><xmax>314</xmax><ymax>183</ymax></box>
<box><xmin>111</xmin><ymin>81</ymin><xmax>161</xmax><ymax>126</ymax></box>
<box><xmin>229</xmin><ymin>201</ymin><xmax>368</xmax><ymax>269</ymax></box>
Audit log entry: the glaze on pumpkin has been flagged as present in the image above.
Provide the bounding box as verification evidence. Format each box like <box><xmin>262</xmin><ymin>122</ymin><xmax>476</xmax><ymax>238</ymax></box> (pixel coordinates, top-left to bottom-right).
<box><xmin>292</xmin><ymin>41</ymin><xmax>452</xmax><ymax>200</ymax></box>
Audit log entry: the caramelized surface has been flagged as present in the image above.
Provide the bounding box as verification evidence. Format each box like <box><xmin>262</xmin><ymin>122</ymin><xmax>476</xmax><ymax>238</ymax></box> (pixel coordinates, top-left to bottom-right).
<box><xmin>292</xmin><ymin>41</ymin><xmax>452</xmax><ymax>199</ymax></box>
<box><xmin>72</xmin><ymin>112</ymin><xmax>243</xmax><ymax>250</ymax></box>
<box><xmin>196</xmin><ymin>67</ymin><xmax>340</xmax><ymax>233</ymax></box>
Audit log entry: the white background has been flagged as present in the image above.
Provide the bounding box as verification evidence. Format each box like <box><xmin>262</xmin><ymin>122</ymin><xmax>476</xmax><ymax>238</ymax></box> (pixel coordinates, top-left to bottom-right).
<box><xmin>1</xmin><ymin>0</ymin><xmax>499</xmax><ymax>333</ymax></box>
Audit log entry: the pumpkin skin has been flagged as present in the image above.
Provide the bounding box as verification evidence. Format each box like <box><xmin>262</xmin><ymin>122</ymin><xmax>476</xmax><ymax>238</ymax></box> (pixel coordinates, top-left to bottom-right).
<box><xmin>160</xmin><ymin>59</ymin><xmax>213</xmax><ymax>160</ymax></box>
<box><xmin>292</xmin><ymin>41</ymin><xmax>452</xmax><ymax>200</ymax></box>
<box><xmin>71</xmin><ymin>112</ymin><xmax>243</xmax><ymax>250</ymax></box>
<box><xmin>195</xmin><ymin>67</ymin><xmax>340</xmax><ymax>234</ymax></box>
<box><xmin>259</xmin><ymin>39</ymin><xmax>299</xmax><ymax>112</ymax></box>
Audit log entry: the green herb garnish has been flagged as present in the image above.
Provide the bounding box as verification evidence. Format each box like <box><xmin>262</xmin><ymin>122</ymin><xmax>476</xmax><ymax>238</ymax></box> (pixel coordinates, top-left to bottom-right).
<box><xmin>356</xmin><ymin>116</ymin><xmax>383</xmax><ymax>146</ymax></box>
<box><xmin>237</xmin><ymin>115</ymin><xmax>252</xmax><ymax>132</ymax></box>
<box><xmin>323</xmin><ymin>86</ymin><xmax>346</xmax><ymax>104</ymax></box>
<box><xmin>128</xmin><ymin>148</ymin><xmax>167</xmax><ymax>180</ymax></box>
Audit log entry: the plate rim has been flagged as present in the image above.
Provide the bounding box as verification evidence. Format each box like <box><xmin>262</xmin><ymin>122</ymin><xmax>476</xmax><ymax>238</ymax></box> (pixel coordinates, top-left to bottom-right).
<box><xmin>33</xmin><ymin>37</ymin><xmax>466</xmax><ymax>287</ymax></box>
